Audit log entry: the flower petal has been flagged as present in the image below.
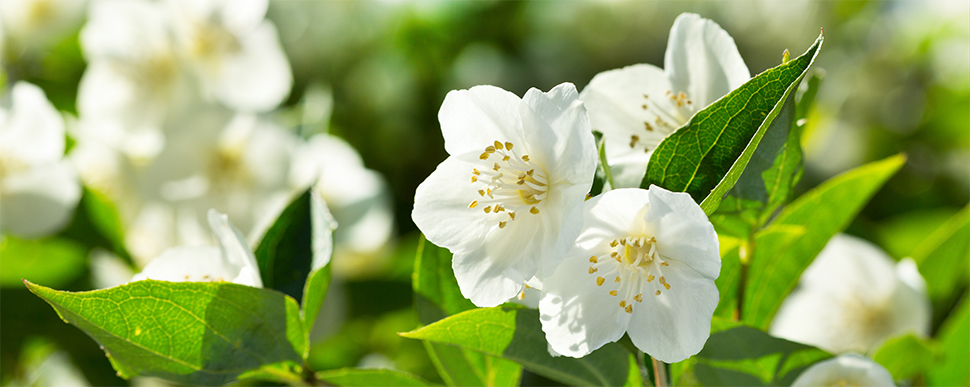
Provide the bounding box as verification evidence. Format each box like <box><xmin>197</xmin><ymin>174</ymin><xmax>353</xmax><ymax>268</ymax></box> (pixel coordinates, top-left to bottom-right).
<box><xmin>412</xmin><ymin>154</ymin><xmax>495</xmax><ymax>254</ymax></box>
<box><xmin>209</xmin><ymin>22</ymin><xmax>293</xmax><ymax>112</ymax></box>
<box><xmin>310</xmin><ymin>190</ymin><xmax>338</xmax><ymax>271</ymax></box>
<box><xmin>131</xmin><ymin>246</ymin><xmax>229</xmax><ymax>282</ymax></box>
<box><xmin>664</xmin><ymin>13</ymin><xmax>750</xmax><ymax>108</ymax></box>
<box><xmin>645</xmin><ymin>185</ymin><xmax>721</xmax><ymax>279</ymax></box>
<box><xmin>437</xmin><ymin>85</ymin><xmax>527</xmax><ymax>156</ymax></box>
<box><xmin>539</xmin><ymin>248</ymin><xmax>631</xmax><ymax>358</ymax></box>
<box><xmin>627</xmin><ymin>260</ymin><xmax>718</xmax><ymax>363</ymax></box>
<box><xmin>0</xmin><ymin>162</ymin><xmax>81</xmax><ymax>238</ymax></box>
<box><xmin>0</xmin><ymin>82</ymin><xmax>65</xmax><ymax>165</ymax></box>
<box><xmin>452</xmin><ymin>212</ymin><xmax>542</xmax><ymax>307</ymax></box>
<box><xmin>791</xmin><ymin>354</ymin><xmax>895</xmax><ymax>387</ymax></box>
<box><xmin>521</xmin><ymin>82</ymin><xmax>597</xmax><ymax>185</ymax></box>
<box><xmin>206</xmin><ymin>209</ymin><xmax>263</xmax><ymax>287</ymax></box>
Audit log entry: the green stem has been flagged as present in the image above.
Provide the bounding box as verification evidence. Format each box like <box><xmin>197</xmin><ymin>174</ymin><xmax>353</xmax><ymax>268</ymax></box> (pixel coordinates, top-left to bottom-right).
<box><xmin>735</xmin><ymin>235</ymin><xmax>755</xmax><ymax>321</ymax></box>
<box><xmin>597</xmin><ymin>138</ymin><xmax>615</xmax><ymax>191</ymax></box>
<box><xmin>651</xmin><ymin>356</ymin><xmax>669</xmax><ymax>387</ymax></box>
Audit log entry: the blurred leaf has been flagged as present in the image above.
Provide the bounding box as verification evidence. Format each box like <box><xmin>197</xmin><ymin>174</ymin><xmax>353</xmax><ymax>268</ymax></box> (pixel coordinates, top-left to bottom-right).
<box><xmin>642</xmin><ymin>34</ymin><xmax>823</xmax><ymax>214</ymax></box>
<box><xmin>743</xmin><ymin>154</ymin><xmax>906</xmax><ymax>330</ymax></box>
<box><xmin>401</xmin><ymin>307</ymin><xmax>631</xmax><ymax>387</ymax></box>
<box><xmin>255</xmin><ymin>189</ymin><xmax>315</xmax><ymax>301</ymax></box>
<box><xmin>412</xmin><ymin>236</ymin><xmax>522</xmax><ymax>386</ymax></box>
<box><xmin>1</xmin><ymin>236</ymin><xmax>86</xmax><ymax>288</ymax></box>
<box><xmin>316</xmin><ymin>368</ymin><xmax>434</xmax><ymax>386</ymax></box>
<box><xmin>713</xmin><ymin>243</ymin><xmax>742</xmax><ymax>320</ymax></box>
<box><xmin>57</xmin><ymin>187</ymin><xmax>133</xmax><ymax>265</ymax></box>
<box><xmin>302</xmin><ymin>264</ymin><xmax>331</xmax><ymax>333</ymax></box>
<box><xmin>927</xmin><ymin>295</ymin><xmax>970</xmax><ymax>386</ymax></box>
<box><xmin>694</xmin><ymin>324</ymin><xmax>831</xmax><ymax>386</ymax></box>
<box><xmin>870</xmin><ymin>333</ymin><xmax>941</xmax><ymax>381</ymax></box>
<box><xmin>876</xmin><ymin>209</ymin><xmax>958</xmax><ymax>260</ymax></box>
<box><xmin>910</xmin><ymin>206</ymin><xmax>970</xmax><ymax>322</ymax></box>
<box><xmin>25</xmin><ymin>280</ymin><xmax>308</xmax><ymax>385</ymax></box>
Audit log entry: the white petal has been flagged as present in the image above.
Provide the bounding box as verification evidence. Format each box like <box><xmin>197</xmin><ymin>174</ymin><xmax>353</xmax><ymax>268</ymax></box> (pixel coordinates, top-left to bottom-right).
<box><xmin>81</xmin><ymin>0</ymin><xmax>170</xmax><ymax>60</ymax></box>
<box><xmin>437</xmin><ymin>85</ymin><xmax>528</xmax><ymax>156</ymax></box>
<box><xmin>535</xmin><ymin>180</ymin><xmax>586</xmax><ymax>278</ymax></box>
<box><xmin>664</xmin><ymin>13</ymin><xmax>750</xmax><ymax>108</ymax></box>
<box><xmin>452</xmin><ymin>212</ymin><xmax>542</xmax><ymax>307</ymax></box>
<box><xmin>800</xmin><ymin>235</ymin><xmax>896</xmax><ymax>298</ymax></box>
<box><xmin>539</xmin><ymin>249</ymin><xmax>631</xmax><ymax>357</ymax></box>
<box><xmin>311</xmin><ymin>190</ymin><xmax>338</xmax><ymax>271</ymax></box>
<box><xmin>627</xmin><ymin>260</ymin><xmax>719</xmax><ymax>363</ymax></box>
<box><xmin>645</xmin><ymin>185</ymin><xmax>720</xmax><ymax>279</ymax></box>
<box><xmin>206</xmin><ymin>209</ymin><xmax>263</xmax><ymax>287</ymax></box>
<box><xmin>0</xmin><ymin>82</ymin><xmax>64</xmax><ymax>165</ymax></box>
<box><xmin>209</xmin><ymin>22</ymin><xmax>293</xmax><ymax>112</ymax></box>
<box><xmin>132</xmin><ymin>246</ymin><xmax>229</xmax><ymax>282</ymax></box>
<box><xmin>577</xmin><ymin>189</ymin><xmax>653</xmax><ymax>247</ymax></box>
<box><xmin>521</xmin><ymin>82</ymin><xmax>597</xmax><ymax>184</ymax></box>
<box><xmin>0</xmin><ymin>162</ymin><xmax>81</xmax><ymax>238</ymax></box>
<box><xmin>412</xmin><ymin>154</ymin><xmax>494</xmax><ymax>254</ymax></box>
<box><xmin>769</xmin><ymin>281</ymin><xmax>847</xmax><ymax>352</ymax></box>
<box><xmin>791</xmin><ymin>354</ymin><xmax>895</xmax><ymax>387</ymax></box>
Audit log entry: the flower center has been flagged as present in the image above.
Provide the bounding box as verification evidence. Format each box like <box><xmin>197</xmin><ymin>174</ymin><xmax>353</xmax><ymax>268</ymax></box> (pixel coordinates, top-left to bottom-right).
<box><xmin>586</xmin><ymin>235</ymin><xmax>672</xmax><ymax>314</ymax></box>
<box><xmin>629</xmin><ymin>90</ymin><xmax>695</xmax><ymax>150</ymax></box>
<box><xmin>468</xmin><ymin>140</ymin><xmax>548</xmax><ymax>229</ymax></box>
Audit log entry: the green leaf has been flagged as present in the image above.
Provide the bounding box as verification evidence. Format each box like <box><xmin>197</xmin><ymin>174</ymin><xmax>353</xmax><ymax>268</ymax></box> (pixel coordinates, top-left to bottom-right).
<box><xmin>870</xmin><ymin>334</ymin><xmax>941</xmax><ymax>381</ymax></box>
<box><xmin>412</xmin><ymin>236</ymin><xmax>522</xmax><ymax>386</ymax></box>
<box><xmin>927</xmin><ymin>295</ymin><xmax>970</xmax><ymax>386</ymax></box>
<box><xmin>1</xmin><ymin>236</ymin><xmax>86</xmax><ymax>287</ymax></box>
<box><xmin>713</xmin><ymin>240</ymin><xmax>742</xmax><ymax>320</ymax></box>
<box><xmin>401</xmin><ymin>307</ymin><xmax>630</xmax><ymax>387</ymax></box>
<box><xmin>743</xmin><ymin>154</ymin><xmax>907</xmax><ymax>329</ymax></box>
<box><xmin>316</xmin><ymin>368</ymin><xmax>435</xmax><ymax>386</ymax></box>
<box><xmin>910</xmin><ymin>206</ymin><xmax>970</xmax><ymax>324</ymax></box>
<box><xmin>254</xmin><ymin>189</ymin><xmax>336</xmax><ymax>330</ymax></box>
<box><xmin>643</xmin><ymin>34</ymin><xmax>823</xmax><ymax>212</ymax></box>
<box><xmin>25</xmin><ymin>280</ymin><xmax>308</xmax><ymax>385</ymax></box>
<box><xmin>693</xmin><ymin>324</ymin><xmax>831</xmax><ymax>386</ymax></box>
<box><xmin>57</xmin><ymin>187</ymin><xmax>134</xmax><ymax>265</ymax></box>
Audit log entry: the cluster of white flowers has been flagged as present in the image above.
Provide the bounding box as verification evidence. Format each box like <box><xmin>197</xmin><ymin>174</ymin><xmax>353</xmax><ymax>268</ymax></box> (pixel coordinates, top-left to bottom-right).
<box><xmin>412</xmin><ymin>13</ymin><xmax>738</xmax><ymax>363</ymax></box>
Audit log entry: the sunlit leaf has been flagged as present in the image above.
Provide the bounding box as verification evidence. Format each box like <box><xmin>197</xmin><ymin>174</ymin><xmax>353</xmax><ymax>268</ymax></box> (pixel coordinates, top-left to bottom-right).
<box><xmin>316</xmin><ymin>368</ymin><xmax>435</xmax><ymax>386</ymax></box>
<box><xmin>927</xmin><ymin>295</ymin><xmax>970</xmax><ymax>386</ymax></box>
<box><xmin>1</xmin><ymin>236</ymin><xmax>86</xmax><ymax>288</ymax></box>
<box><xmin>870</xmin><ymin>333</ymin><xmax>941</xmax><ymax>381</ymax></box>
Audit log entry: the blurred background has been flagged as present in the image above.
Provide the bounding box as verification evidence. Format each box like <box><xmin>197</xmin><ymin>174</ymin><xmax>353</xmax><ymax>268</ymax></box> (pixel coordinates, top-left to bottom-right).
<box><xmin>1</xmin><ymin>0</ymin><xmax>967</xmax><ymax>385</ymax></box>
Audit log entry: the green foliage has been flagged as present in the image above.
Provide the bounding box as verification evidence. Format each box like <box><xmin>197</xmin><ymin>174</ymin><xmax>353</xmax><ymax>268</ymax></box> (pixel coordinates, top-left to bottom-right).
<box><xmin>254</xmin><ymin>189</ymin><xmax>316</xmax><ymax>301</ymax></box>
<box><xmin>927</xmin><ymin>296</ymin><xmax>970</xmax><ymax>386</ymax></box>
<box><xmin>317</xmin><ymin>368</ymin><xmax>435</xmax><ymax>386</ymax></box>
<box><xmin>302</xmin><ymin>264</ymin><xmax>331</xmax><ymax>332</ymax></box>
<box><xmin>743</xmin><ymin>154</ymin><xmax>906</xmax><ymax>329</ymax></box>
<box><xmin>25</xmin><ymin>280</ymin><xmax>308</xmax><ymax>385</ymax></box>
<box><xmin>909</xmin><ymin>206</ymin><xmax>970</xmax><ymax>325</ymax></box>
<box><xmin>870</xmin><ymin>334</ymin><xmax>941</xmax><ymax>381</ymax></box>
<box><xmin>643</xmin><ymin>34</ymin><xmax>823</xmax><ymax>213</ymax></box>
<box><xmin>401</xmin><ymin>307</ymin><xmax>631</xmax><ymax>387</ymax></box>
<box><xmin>412</xmin><ymin>236</ymin><xmax>522</xmax><ymax>386</ymax></box>
<box><xmin>0</xmin><ymin>236</ymin><xmax>86</xmax><ymax>288</ymax></box>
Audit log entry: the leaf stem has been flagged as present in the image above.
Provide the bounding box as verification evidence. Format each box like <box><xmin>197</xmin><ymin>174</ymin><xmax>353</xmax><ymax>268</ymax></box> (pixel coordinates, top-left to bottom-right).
<box><xmin>651</xmin><ymin>356</ymin><xmax>668</xmax><ymax>387</ymax></box>
<box><xmin>597</xmin><ymin>138</ymin><xmax>615</xmax><ymax>191</ymax></box>
<box><xmin>735</xmin><ymin>235</ymin><xmax>755</xmax><ymax>321</ymax></box>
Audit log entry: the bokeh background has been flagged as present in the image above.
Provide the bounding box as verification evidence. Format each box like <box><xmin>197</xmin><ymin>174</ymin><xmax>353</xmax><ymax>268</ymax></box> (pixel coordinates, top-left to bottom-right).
<box><xmin>1</xmin><ymin>0</ymin><xmax>967</xmax><ymax>385</ymax></box>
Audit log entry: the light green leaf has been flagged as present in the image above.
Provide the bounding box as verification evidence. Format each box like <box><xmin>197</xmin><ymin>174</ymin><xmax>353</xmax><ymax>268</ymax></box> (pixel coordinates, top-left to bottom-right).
<box><xmin>302</xmin><ymin>264</ymin><xmax>331</xmax><ymax>332</ymax></box>
<box><xmin>693</xmin><ymin>324</ymin><xmax>831</xmax><ymax>386</ymax></box>
<box><xmin>1</xmin><ymin>236</ymin><xmax>86</xmax><ymax>287</ymax></box>
<box><xmin>910</xmin><ymin>206</ymin><xmax>970</xmax><ymax>323</ymax></box>
<box><xmin>316</xmin><ymin>368</ymin><xmax>435</xmax><ymax>386</ymax></box>
<box><xmin>743</xmin><ymin>154</ymin><xmax>907</xmax><ymax>329</ymax></box>
<box><xmin>870</xmin><ymin>334</ymin><xmax>941</xmax><ymax>381</ymax></box>
<box><xmin>412</xmin><ymin>236</ymin><xmax>522</xmax><ymax>386</ymax></box>
<box><xmin>927</xmin><ymin>295</ymin><xmax>969</xmax><ymax>386</ymax></box>
<box><xmin>643</xmin><ymin>34</ymin><xmax>823</xmax><ymax>213</ymax></box>
<box><xmin>25</xmin><ymin>280</ymin><xmax>308</xmax><ymax>385</ymax></box>
<box><xmin>400</xmin><ymin>307</ymin><xmax>630</xmax><ymax>387</ymax></box>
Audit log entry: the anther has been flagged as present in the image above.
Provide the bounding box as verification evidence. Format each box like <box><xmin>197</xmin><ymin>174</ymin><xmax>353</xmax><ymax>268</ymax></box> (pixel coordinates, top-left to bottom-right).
<box><xmin>484</xmin><ymin>206</ymin><xmax>492</xmax><ymax>213</ymax></box>
<box><xmin>527</xmin><ymin>169</ymin><xmax>534</xmax><ymax>176</ymax></box>
<box><xmin>473</xmin><ymin>169</ymin><xmax>480</xmax><ymax>175</ymax></box>
<box><xmin>486</xmin><ymin>146</ymin><xmax>496</xmax><ymax>153</ymax></box>
<box><xmin>619</xmin><ymin>300</ymin><xmax>627</xmax><ymax>307</ymax></box>
<box><xmin>610</xmin><ymin>239</ymin><xmax>619</xmax><ymax>248</ymax></box>
<box><xmin>641</xmin><ymin>104</ymin><xmax>647</xmax><ymax>110</ymax></box>
<box><xmin>661</xmin><ymin>261</ymin><xmax>669</xmax><ymax>267</ymax></box>
<box><xmin>611</xmin><ymin>252</ymin><xmax>619</xmax><ymax>259</ymax></box>
<box><xmin>615</xmin><ymin>276</ymin><xmax>621</xmax><ymax>283</ymax></box>
<box><xmin>596</xmin><ymin>277</ymin><xmax>605</xmax><ymax>286</ymax></box>
<box><xmin>625</xmin><ymin>305</ymin><xmax>633</xmax><ymax>313</ymax></box>
<box><xmin>505</xmin><ymin>142</ymin><xmax>513</xmax><ymax>150</ymax></box>
<box><xmin>530</xmin><ymin>207</ymin><xmax>540</xmax><ymax>214</ymax></box>
<box><xmin>521</xmin><ymin>155</ymin><xmax>530</xmax><ymax>162</ymax></box>
<box><xmin>589</xmin><ymin>256</ymin><xmax>598</xmax><ymax>263</ymax></box>
<box><xmin>508</xmin><ymin>212</ymin><xmax>515</xmax><ymax>220</ymax></box>
<box><xmin>644</xmin><ymin>122</ymin><xmax>654</xmax><ymax>131</ymax></box>
<box><xmin>647</xmin><ymin>274</ymin><xmax>655</xmax><ymax>282</ymax></box>
<box><xmin>588</xmin><ymin>267</ymin><xmax>598</xmax><ymax>274</ymax></box>
<box><xmin>609</xmin><ymin>290</ymin><xmax>618</xmax><ymax>296</ymax></box>
<box><xmin>493</xmin><ymin>163</ymin><xmax>500</xmax><ymax>171</ymax></box>
<box><xmin>478</xmin><ymin>189</ymin><xmax>485</xmax><ymax>196</ymax></box>
<box><xmin>503</xmin><ymin>155</ymin><xmax>510</xmax><ymax>161</ymax></box>
<box><xmin>469</xmin><ymin>200</ymin><xmax>478</xmax><ymax>208</ymax></box>
<box><xmin>659</xmin><ymin>276</ymin><xmax>666</xmax><ymax>284</ymax></box>
<box><xmin>655</xmin><ymin>290</ymin><xmax>662</xmax><ymax>296</ymax></box>
<box><xmin>619</xmin><ymin>239</ymin><xmax>627</xmax><ymax>245</ymax></box>
<box><xmin>663</xmin><ymin>283</ymin><xmax>671</xmax><ymax>290</ymax></box>
<box><xmin>471</xmin><ymin>176</ymin><xmax>478</xmax><ymax>183</ymax></box>
<box><xmin>494</xmin><ymin>140</ymin><xmax>503</xmax><ymax>150</ymax></box>
<box><xmin>495</xmin><ymin>205</ymin><xmax>504</xmax><ymax>212</ymax></box>
<box><xmin>499</xmin><ymin>221</ymin><xmax>507</xmax><ymax>229</ymax></box>
<box><xmin>634</xmin><ymin>294</ymin><xmax>643</xmax><ymax>303</ymax></box>
<box><xmin>480</xmin><ymin>152</ymin><xmax>489</xmax><ymax>160</ymax></box>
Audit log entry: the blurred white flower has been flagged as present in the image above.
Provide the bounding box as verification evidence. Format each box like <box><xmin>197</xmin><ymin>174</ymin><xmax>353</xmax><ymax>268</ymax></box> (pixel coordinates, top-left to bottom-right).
<box><xmin>770</xmin><ymin>234</ymin><xmax>931</xmax><ymax>354</ymax></box>
<box><xmin>0</xmin><ymin>0</ymin><xmax>86</xmax><ymax>54</ymax></box>
<box><xmin>791</xmin><ymin>354</ymin><xmax>895</xmax><ymax>387</ymax></box>
<box><xmin>132</xmin><ymin>209</ymin><xmax>262</xmax><ymax>287</ymax></box>
<box><xmin>580</xmin><ymin>13</ymin><xmax>750</xmax><ymax>188</ymax></box>
<box><xmin>539</xmin><ymin>187</ymin><xmax>720</xmax><ymax>362</ymax></box>
<box><xmin>412</xmin><ymin>83</ymin><xmax>596</xmax><ymax>307</ymax></box>
<box><xmin>0</xmin><ymin>82</ymin><xmax>81</xmax><ymax>238</ymax></box>
<box><xmin>291</xmin><ymin>134</ymin><xmax>394</xmax><ymax>275</ymax></box>
<box><xmin>167</xmin><ymin>0</ymin><xmax>292</xmax><ymax>112</ymax></box>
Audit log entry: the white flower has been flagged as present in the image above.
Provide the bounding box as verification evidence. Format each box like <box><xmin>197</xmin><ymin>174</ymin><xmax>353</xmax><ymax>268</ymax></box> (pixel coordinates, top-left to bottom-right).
<box><xmin>412</xmin><ymin>83</ymin><xmax>596</xmax><ymax>307</ymax></box>
<box><xmin>0</xmin><ymin>0</ymin><xmax>86</xmax><ymax>55</ymax></box>
<box><xmin>0</xmin><ymin>82</ymin><xmax>81</xmax><ymax>238</ymax></box>
<box><xmin>769</xmin><ymin>234</ymin><xmax>931</xmax><ymax>354</ymax></box>
<box><xmin>580</xmin><ymin>13</ymin><xmax>750</xmax><ymax>188</ymax></box>
<box><xmin>132</xmin><ymin>209</ymin><xmax>262</xmax><ymax>287</ymax></box>
<box><xmin>791</xmin><ymin>354</ymin><xmax>895</xmax><ymax>387</ymax></box>
<box><xmin>538</xmin><ymin>186</ymin><xmax>720</xmax><ymax>362</ymax></box>
<box><xmin>167</xmin><ymin>0</ymin><xmax>292</xmax><ymax>112</ymax></box>
<box><xmin>291</xmin><ymin>134</ymin><xmax>395</xmax><ymax>275</ymax></box>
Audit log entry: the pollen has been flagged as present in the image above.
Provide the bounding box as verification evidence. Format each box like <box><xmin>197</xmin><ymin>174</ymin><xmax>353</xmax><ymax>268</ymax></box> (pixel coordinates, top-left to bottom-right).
<box><xmin>478</xmin><ymin>189</ymin><xmax>485</xmax><ymax>196</ymax></box>
<box><xmin>609</xmin><ymin>290</ymin><xmax>618</xmax><ymax>296</ymax></box>
<box><xmin>610</xmin><ymin>239</ymin><xmax>618</xmax><ymax>248</ymax></box>
<box><xmin>505</xmin><ymin>142</ymin><xmax>513</xmax><ymax>150</ymax></box>
<box><xmin>486</xmin><ymin>145</ymin><xmax>496</xmax><ymax>153</ymax></box>
<box><xmin>509</xmin><ymin>212</ymin><xmax>516</xmax><ymax>220</ymax></box>
<box><xmin>634</xmin><ymin>294</ymin><xmax>643</xmax><ymax>303</ymax></box>
<box><xmin>484</xmin><ymin>206</ymin><xmax>492</xmax><ymax>213</ymax></box>
<box><xmin>469</xmin><ymin>200</ymin><xmax>478</xmax><ymax>208</ymax></box>
<box><xmin>471</xmin><ymin>176</ymin><xmax>478</xmax><ymax>183</ymax></box>
<box><xmin>625</xmin><ymin>305</ymin><xmax>633</xmax><ymax>313</ymax></box>
<box><xmin>663</xmin><ymin>283</ymin><xmax>671</xmax><ymax>290</ymax></box>
<box><xmin>521</xmin><ymin>155</ymin><xmax>530</xmax><ymax>162</ymax></box>
<box><xmin>615</xmin><ymin>276</ymin><xmax>621</xmax><ymax>283</ymax></box>
<box><xmin>619</xmin><ymin>300</ymin><xmax>627</xmax><ymax>307</ymax></box>
<box><xmin>589</xmin><ymin>256</ymin><xmax>598</xmax><ymax>263</ymax></box>
<box><xmin>588</xmin><ymin>267</ymin><xmax>598</xmax><ymax>274</ymax></box>
<box><xmin>661</xmin><ymin>261</ymin><xmax>669</xmax><ymax>266</ymax></box>
<box><xmin>530</xmin><ymin>206</ymin><xmax>540</xmax><ymax>214</ymax></box>
<box><xmin>503</xmin><ymin>155</ymin><xmax>510</xmax><ymax>161</ymax></box>
<box><xmin>494</xmin><ymin>140</ymin><xmax>504</xmax><ymax>150</ymax></box>
<box><xmin>473</xmin><ymin>169</ymin><xmax>481</xmax><ymax>175</ymax></box>
<box><xmin>656</xmin><ymin>290</ymin><xmax>662</xmax><ymax>296</ymax></box>
<box><xmin>596</xmin><ymin>277</ymin><xmax>605</xmax><ymax>286</ymax></box>
<box><xmin>499</xmin><ymin>221</ymin><xmax>507</xmax><ymax>229</ymax></box>
<box><xmin>644</xmin><ymin>122</ymin><xmax>654</xmax><ymax>131</ymax></box>
<box><xmin>480</xmin><ymin>152</ymin><xmax>489</xmax><ymax>160</ymax></box>
<box><xmin>493</xmin><ymin>162</ymin><xmax>501</xmax><ymax>171</ymax></box>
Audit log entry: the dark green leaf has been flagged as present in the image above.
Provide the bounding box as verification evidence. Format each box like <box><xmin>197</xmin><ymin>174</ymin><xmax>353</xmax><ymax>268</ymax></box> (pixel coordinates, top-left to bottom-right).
<box><xmin>25</xmin><ymin>280</ymin><xmax>308</xmax><ymax>385</ymax></box>
<box><xmin>401</xmin><ymin>307</ymin><xmax>631</xmax><ymax>387</ymax></box>
<box><xmin>694</xmin><ymin>325</ymin><xmax>831</xmax><ymax>386</ymax></box>
<box><xmin>643</xmin><ymin>34</ymin><xmax>823</xmax><ymax>212</ymax></box>
<box><xmin>316</xmin><ymin>368</ymin><xmax>435</xmax><ymax>386</ymax></box>
<box><xmin>743</xmin><ymin>154</ymin><xmax>906</xmax><ymax>329</ymax></box>
<box><xmin>254</xmin><ymin>189</ymin><xmax>314</xmax><ymax>301</ymax></box>
<box><xmin>1</xmin><ymin>236</ymin><xmax>86</xmax><ymax>287</ymax></box>
<box><xmin>927</xmin><ymin>295</ymin><xmax>969</xmax><ymax>386</ymax></box>
<box><xmin>870</xmin><ymin>334</ymin><xmax>941</xmax><ymax>381</ymax></box>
